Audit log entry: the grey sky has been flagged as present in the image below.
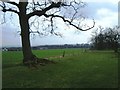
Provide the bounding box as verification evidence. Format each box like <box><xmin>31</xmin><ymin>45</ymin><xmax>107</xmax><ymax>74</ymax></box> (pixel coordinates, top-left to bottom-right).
<box><xmin>0</xmin><ymin>0</ymin><xmax>119</xmax><ymax>47</ymax></box>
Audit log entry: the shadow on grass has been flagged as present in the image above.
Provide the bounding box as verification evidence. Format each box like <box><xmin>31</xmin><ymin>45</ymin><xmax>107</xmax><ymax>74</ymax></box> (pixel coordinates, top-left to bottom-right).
<box><xmin>2</xmin><ymin>63</ymin><xmax>24</xmax><ymax>69</ymax></box>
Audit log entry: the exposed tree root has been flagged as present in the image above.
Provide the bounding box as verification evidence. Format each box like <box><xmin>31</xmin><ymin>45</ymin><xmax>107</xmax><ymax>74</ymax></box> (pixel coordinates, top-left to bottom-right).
<box><xmin>23</xmin><ymin>55</ymin><xmax>56</xmax><ymax>68</ymax></box>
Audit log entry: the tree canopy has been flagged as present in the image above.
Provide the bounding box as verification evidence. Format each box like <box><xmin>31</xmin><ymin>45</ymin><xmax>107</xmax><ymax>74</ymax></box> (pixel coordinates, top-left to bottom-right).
<box><xmin>0</xmin><ymin>0</ymin><xmax>95</xmax><ymax>34</ymax></box>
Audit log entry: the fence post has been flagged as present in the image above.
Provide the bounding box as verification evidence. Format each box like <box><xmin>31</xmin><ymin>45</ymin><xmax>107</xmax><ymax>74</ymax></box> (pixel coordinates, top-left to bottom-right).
<box><xmin>63</xmin><ymin>50</ymin><xmax>65</xmax><ymax>57</ymax></box>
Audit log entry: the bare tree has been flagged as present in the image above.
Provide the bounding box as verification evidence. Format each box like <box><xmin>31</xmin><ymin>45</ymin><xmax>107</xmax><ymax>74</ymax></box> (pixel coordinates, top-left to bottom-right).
<box><xmin>90</xmin><ymin>26</ymin><xmax>120</xmax><ymax>52</ymax></box>
<box><xmin>0</xmin><ymin>0</ymin><xmax>95</xmax><ymax>66</ymax></box>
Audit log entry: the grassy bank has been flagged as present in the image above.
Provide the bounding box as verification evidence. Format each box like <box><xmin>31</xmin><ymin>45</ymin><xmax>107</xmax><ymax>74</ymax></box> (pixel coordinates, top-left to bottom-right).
<box><xmin>2</xmin><ymin>49</ymin><xmax>118</xmax><ymax>88</ymax></box>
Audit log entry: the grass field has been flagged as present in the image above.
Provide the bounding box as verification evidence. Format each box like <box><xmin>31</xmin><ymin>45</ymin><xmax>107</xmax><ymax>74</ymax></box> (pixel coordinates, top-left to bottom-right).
<box><xmin>2</xmin><ymin>48</ymin><xmax>118</xmax><ymax>88</ymax></box>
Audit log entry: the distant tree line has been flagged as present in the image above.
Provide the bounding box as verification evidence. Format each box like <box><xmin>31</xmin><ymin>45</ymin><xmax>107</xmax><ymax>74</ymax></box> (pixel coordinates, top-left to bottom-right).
<box><xmin>2</xmin><ymin>43</ymin><xmax>90</xmax><ymax>51</ymax></box>
<box><xmin>90</xmin><ymin>26</ymin><xmax>120</xmax><ymax>52</ymax></box>
<box><xmin>32</xmin><ymin>44</ymin><xmax>90</xmax><ymax>50</ymax></box>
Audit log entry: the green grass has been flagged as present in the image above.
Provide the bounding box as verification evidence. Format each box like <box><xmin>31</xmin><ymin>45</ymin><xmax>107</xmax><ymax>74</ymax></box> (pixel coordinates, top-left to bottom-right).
<box><xmin>2</xmin><ymin>49</ymin><xmax>118</xmax><ymax>88</ymax></box>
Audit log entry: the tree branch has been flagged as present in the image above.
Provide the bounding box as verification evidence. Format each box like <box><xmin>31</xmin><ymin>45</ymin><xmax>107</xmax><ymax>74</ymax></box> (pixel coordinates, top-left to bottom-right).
<box><xmin>27</xmin><ymin>2</ymin><xmax>62</xmax><ymax>19</ymax></box>
<box><xmin>2</xmin><ymin>8</ymin><xmax>19</xmax><ymax>14</ymax></box>
<box><xmin>7</xmin><ymin>2</ymin><xmax>18</xmax><ymax>7</ymax></box>
<box><xmin>44</xmin><ymin>14</ymin><xmax>95</xmax><ymax>31</ymax></box>
<box><xmin>0</xmin><ymin>2</ymin><xmax>19</xmax><ymax>14</ymax></box>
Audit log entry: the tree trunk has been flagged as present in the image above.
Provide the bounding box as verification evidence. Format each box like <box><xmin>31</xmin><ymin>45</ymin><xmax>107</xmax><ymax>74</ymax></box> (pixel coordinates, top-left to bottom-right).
<box><xmin>19</xmin><ymin>15</ymin><xmax>34</xmax><ymax>63</ymax></box>
<box><xmin>114</xmin><ymin>41</ymin><xmax>118</xmax><ymax>53</ymax></box>
<box><xmin>18</xmin><ymin>3</ymin><xmax>35</xmax><ymax>64</ymax></box>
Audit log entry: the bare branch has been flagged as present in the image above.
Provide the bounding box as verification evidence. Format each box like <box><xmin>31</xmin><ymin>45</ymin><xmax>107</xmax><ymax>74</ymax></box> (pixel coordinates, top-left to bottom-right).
<box><xmin>29</xmin><ymin>0</ymin><xmax>50</xmax><ymax>10</ymax></box>
<box><xmin>2</xmin><ymin>8</ymin><xmax>19</xmax><ymax>14</ymax></box>
<box><xmin>50</xmin><ymin>17</ymin><xmax>54</xmax><ymax>34</ymax></box>
<box><xmin>26</xmin><ymin>1</ymin><xmax>93</xmax><ymax>32</ymax></box>
<box><xmin>0</xmin><ymin>0</ymin><xmax>18</xmax><ymax>6</ymax></box>
<box><xmin>0</xmin><ymin>2</ymin><xmax>19</xmax><ymax>14</ymax></box>
<box><xmin>6</xmin><ymin>2</ymin><xmax>18</xmax><ymax>7</ymax></box>
<box><xmin>27</xmin><ymin>2</ymin><xmax>63</xmax><ymax>18</ymax></box>
<box><xmin>0</xmin><ymin>4</ymin><xmax>3</xmax><ymax>8</ymax></box>
<box><xmin>44</xmin><ymin>14</ymin><xmax>95</xmax><ymax>31</ymax></box>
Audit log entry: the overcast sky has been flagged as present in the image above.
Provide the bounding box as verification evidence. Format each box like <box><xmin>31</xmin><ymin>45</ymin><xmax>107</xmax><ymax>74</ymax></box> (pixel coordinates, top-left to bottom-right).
<box><xmin>0</xmin><ymin>0</ymin><xmax>119</xmax><ymax>47</ymax></box>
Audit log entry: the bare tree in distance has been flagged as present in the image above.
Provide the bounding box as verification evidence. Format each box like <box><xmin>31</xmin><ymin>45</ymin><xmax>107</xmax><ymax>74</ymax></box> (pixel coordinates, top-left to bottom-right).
<box><xmin>0</xmin><ymin>0</ymin><xmax>95</xmax><ymax>66</ymax></box>
<box><xmin>90</xmin><ymin>26</ymin><xmax>120</xmax><ymax>52</ymax></box>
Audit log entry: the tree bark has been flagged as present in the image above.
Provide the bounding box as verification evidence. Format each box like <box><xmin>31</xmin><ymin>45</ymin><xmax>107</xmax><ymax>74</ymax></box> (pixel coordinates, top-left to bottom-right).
<box><xmin>18</xmin><ymin>2</ymin><xmax>35</xmax><ymax>64</ymax></box>
<box><xmin>19</xmin><ymin>15</ymin><xmax>34</xmax><ymax>63</ymax></box>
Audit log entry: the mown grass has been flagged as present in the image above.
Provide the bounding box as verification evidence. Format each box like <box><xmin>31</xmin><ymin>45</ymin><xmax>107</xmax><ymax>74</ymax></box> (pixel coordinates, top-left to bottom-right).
<box><xmin>2</xmin><ymin>49</ymin><xmax>118</xmax><ymax>88</ymax></box>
